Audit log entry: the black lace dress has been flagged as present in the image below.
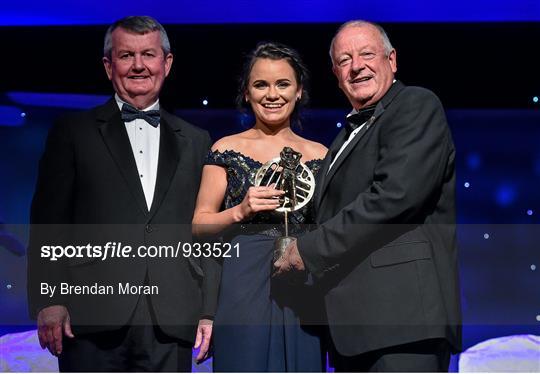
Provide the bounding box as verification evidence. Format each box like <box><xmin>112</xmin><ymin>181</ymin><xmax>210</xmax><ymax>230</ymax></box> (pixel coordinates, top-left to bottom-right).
<box><xmin>206</xmin><ymin>150</ymin><xmax>325</xmax><ymax>372</ymax></box>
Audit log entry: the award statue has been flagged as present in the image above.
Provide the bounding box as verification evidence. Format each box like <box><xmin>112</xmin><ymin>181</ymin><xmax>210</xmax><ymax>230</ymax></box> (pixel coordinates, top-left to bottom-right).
<box><xmin>254</xmin><ymin>147</ymin><xmax>316</xmax><ymax>261</ymax></box>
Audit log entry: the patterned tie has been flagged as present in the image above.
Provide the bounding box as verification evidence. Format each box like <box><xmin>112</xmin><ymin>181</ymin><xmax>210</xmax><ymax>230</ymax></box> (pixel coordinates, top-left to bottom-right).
<box><xmin>121</xmin><ymin>103</ymin><xmax>160</xmax><ymax>127</ymax></box>
<box><xmin>345</xmin><ymin>105</ymin><xmax>376</xmax><ymax>137</ymax></box>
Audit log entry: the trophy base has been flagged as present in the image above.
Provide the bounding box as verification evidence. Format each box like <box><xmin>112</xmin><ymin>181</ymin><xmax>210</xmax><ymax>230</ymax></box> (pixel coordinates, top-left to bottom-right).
<box><xmin>274</xmin><ymin>236</ymin><xmax>296</xmax><ymax>262</ymax></box>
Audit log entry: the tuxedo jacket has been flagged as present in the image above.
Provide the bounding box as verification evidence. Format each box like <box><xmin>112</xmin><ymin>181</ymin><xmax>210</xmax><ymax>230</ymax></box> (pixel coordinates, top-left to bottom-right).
<box><xmin>27</xmin><ymin>98</ymin><xmax>220</xmax><ymax>343</ymax></box>
<box><xmin>298</xmin><ymin>81</ymin><xmax>461</xmax><ymax>356</ymax></box>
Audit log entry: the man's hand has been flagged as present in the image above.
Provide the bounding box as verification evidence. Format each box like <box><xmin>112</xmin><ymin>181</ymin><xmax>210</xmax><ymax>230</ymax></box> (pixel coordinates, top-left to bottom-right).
<box><xmin>37</xmin><ymin>305</ymin><xmax>74</xmax><ymax>356</ymax></box>
<box><xmin>193</xmin><ymin>318</ymin><xmax>213</xmax><ymax>364</ymax></box>
<box><xmin>273</xmin><ymin>240</ymin><xmax>305</xmax><ymax>277</ymax></box>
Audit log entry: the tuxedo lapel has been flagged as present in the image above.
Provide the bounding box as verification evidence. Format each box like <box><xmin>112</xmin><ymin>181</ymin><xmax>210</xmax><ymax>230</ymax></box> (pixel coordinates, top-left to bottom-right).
<box><xmin>96</xmin><ymin>98</ymin><xmax>148</xmax><ymax>215</ymax></box>
<box><xmin>320</xmin><ymin>114</ymin><xmax>377</xmax><ymax>198</ymax></box>
<box><xmin>148</xmin><ymin>111</ymin><xmax>189</xmax><ymax>219</ymax></box>
<box><xmin>316</xmin><ymin>81</ymin><xmax>406</xmax><ymax>210</ymax></box>
<box><xmin>314</xmin><ymin>129</ymin><xmax>347</xmax><ymax>209</ymax></box>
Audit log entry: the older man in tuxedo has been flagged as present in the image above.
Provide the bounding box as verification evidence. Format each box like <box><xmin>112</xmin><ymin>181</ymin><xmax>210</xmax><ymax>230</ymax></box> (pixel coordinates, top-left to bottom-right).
<box><xmin>27</xmin><ymin>16</ymin><xmax>219</xmax><ymax>371</ymax></box>
<box><xmin>275</xmin><ymin>20</ymin><xmax>461</xmax><ymax>372</ymax></box>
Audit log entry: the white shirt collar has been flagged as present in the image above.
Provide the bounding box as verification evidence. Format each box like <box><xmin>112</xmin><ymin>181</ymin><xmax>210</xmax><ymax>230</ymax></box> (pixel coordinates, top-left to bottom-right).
<box><xmin>114</xmin><ymin>93</ymin><xmax>160</xmax><ymax>112</ymax></box>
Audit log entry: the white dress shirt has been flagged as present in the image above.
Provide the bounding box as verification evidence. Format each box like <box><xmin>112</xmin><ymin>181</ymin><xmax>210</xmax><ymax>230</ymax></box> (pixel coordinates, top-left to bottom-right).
<box><xmin>327</xmin><ymin>109</ymin><xmax>367</xmax><ymax>173</ymax></box>
<box><xmin>115</xmin><ymin>94</ymin><xmax>160</xmax><ymax>211</ymax></box>
<box><xmin>328</xmin><ymin>80</ymin><xmax>396</xmax><ymax>173</ymax></box>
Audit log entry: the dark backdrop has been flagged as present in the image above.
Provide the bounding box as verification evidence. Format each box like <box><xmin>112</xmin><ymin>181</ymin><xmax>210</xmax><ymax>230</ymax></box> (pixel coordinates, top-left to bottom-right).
<box><xmin>2</xmin><ymin>22</ymin><xmax>539</xmax><ymax>109</ymax></box>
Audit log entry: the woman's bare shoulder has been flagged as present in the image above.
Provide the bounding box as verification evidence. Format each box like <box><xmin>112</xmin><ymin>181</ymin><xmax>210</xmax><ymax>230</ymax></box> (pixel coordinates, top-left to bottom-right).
<box><xmin>296</xmin><ymin>138</ymin><xmax>328</xmax><ymax>160</ymax></box>
<box><xmin>211</xmin><ymin>131</ymin><xmax>252</xmax><ymax>152</ymax></box>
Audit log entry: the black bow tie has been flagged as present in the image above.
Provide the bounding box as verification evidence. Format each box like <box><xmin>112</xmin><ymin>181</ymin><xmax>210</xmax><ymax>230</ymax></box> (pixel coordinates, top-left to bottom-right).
<box><xmin>121</xmin><ymin>103</ymin><xmax>160</xmax><ymax>127</ymax></box>
<box><xmin>345</xmin><ymin>105</ymin><xmax>376</xmax><ymax>136</ymax></box>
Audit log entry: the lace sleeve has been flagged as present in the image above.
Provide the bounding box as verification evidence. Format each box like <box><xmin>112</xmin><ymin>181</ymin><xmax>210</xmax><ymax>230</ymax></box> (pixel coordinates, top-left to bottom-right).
<box><xmin>205</xmin><ymin>150</ymin><xmax>228</xmax><ymax>167</ymax></box>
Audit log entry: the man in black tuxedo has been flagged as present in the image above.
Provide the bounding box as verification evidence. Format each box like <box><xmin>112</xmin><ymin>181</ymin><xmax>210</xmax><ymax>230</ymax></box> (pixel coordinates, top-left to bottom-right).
<box><xmin>275</xmin><ymin>20</ymin><xmax>461</xmax><ymax>371</ymax></box>
<box><xmin>27</xmin><ymin>16</ymin><xmax>220</xmax><ymax>371</ymax></box>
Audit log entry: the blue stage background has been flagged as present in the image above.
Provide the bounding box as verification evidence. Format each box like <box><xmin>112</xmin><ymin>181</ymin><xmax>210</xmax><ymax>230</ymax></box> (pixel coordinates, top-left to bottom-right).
<box><xmin>2</xmin><ymin>0</ymin><xmax>539</xmax><ymax>25</ymax></box>
<box><xmin>1</xmin><ymin>1</ymin><xmax>539</xmax><ymax>370</ymax></box>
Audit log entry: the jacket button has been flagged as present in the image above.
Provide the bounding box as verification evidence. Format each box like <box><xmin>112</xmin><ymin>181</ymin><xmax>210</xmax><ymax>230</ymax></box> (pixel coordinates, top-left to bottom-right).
<box><xmin>145</xmin><ymin>224</ymin><xmax>153</xmax><ymax>233</ymax></box>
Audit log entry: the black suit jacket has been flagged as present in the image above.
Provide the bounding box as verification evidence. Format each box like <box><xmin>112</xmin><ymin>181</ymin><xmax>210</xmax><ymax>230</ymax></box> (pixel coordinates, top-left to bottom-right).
<box><xmin>298</xmin><ymin>81</ymin><xmax>461</xmax><ymax>356</ymax></box>
<box><xmin>27</xmin><ymin>98</ymin><xmax>220</xmax><ymax>343</ymax></box>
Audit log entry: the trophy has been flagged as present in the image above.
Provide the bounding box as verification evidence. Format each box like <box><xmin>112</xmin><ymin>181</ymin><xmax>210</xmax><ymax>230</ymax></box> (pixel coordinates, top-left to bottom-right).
<box><xmin>254</xmin><ymin>147</ymin><xmax>316</xmax><ymax>261</ymax></box>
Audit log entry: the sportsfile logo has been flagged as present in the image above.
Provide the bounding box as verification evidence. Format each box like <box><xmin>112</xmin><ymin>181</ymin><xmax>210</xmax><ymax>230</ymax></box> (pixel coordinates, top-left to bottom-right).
<box><xmin>40</xmin><ymin>242</ymin><xmax>240</xmax><ymax>261</ymax></box>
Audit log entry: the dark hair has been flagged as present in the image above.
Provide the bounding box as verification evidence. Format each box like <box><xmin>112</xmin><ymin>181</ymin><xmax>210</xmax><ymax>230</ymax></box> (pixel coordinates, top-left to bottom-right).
<box><xmin>236</xmin><ymin>42</ymin><xmax>310</xmax><ymax>125</ymax></box>
<box><xmin>103</xmin><ymin>16</ymin><xmax>171</xmax><ymax>58</ymax></box>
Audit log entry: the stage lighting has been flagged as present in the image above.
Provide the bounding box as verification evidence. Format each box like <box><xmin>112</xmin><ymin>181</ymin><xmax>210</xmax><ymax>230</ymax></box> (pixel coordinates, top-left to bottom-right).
<box><xmin>0</xmin><ymin>105</ymin><xmax>25</xmax><ymax>127</ymax></box>
<box><xmin>495</xmin><ymin>185</ymin><xmax>517</xmax><ymax>206</ymax></box>
<box><xmin>466</xmin><ymin>153</ymin><xmax>481</xmax><ymax>170</ymax></box>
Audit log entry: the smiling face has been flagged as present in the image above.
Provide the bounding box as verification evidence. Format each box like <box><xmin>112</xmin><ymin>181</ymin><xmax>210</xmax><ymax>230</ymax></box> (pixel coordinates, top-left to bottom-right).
<box><xmin>103</xmin><ymin>28</ymin><xmax>173</xmax><ymax>109</ymax></box>
<box><xmin>246</xmin><ymin>58</ymin><xmax>302</xmax><ymax>129</ymax></box>
<box><xmin>332</xmin><ymin>24</ymin><xmax>397</xmax><ymax>109</ymax></box>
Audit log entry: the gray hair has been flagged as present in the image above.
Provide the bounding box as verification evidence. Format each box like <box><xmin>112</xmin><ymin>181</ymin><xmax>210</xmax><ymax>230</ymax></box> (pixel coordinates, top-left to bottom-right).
<box><xmin>103</xmin><ymin>16</ymin><xmax>171</xmax><ymax>58</ymax></box>
<box><xmin>329</xmin><ymin>20</ymin><xmax>393</xmax><ymax>65</ymax></box>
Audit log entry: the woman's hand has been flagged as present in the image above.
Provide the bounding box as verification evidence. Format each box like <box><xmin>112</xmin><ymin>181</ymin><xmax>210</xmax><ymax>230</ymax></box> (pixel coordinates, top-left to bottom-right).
<box><xmin>235</xmin><ymin>185</ymin><xmax>284</xmax><ymax>221</ymax></box>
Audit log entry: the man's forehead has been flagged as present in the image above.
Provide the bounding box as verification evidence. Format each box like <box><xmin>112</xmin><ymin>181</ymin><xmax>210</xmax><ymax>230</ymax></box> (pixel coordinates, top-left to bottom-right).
<box><xmin>333</xmin><ymin>25</ymin><xmax>383</xmax><ymax>52</ymax></box>
<box><xmin>111</xmin><ymin>29</ymin><xmax>161</xmax><ymax>49</ymax></box>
